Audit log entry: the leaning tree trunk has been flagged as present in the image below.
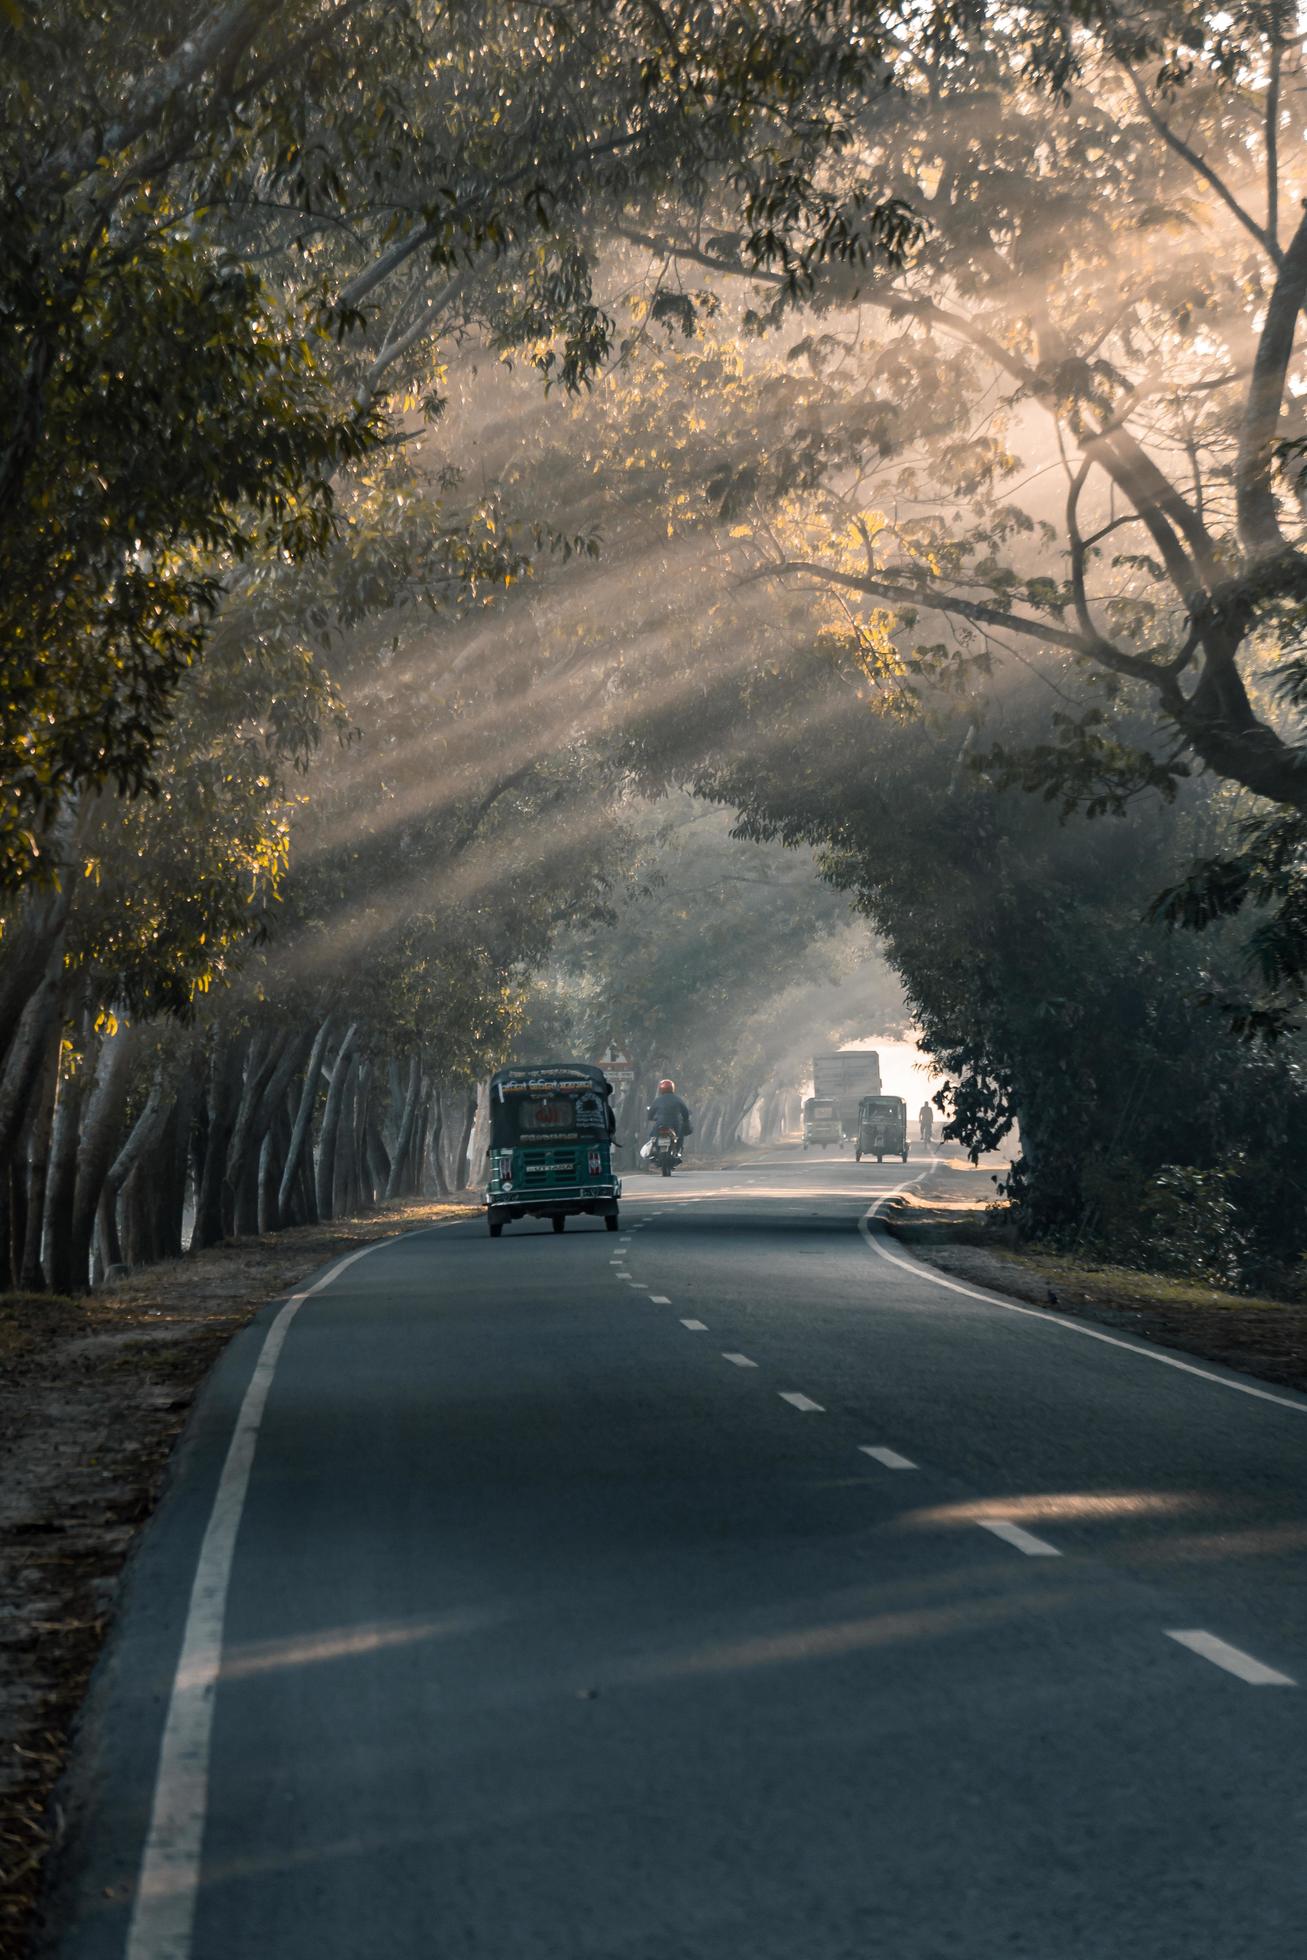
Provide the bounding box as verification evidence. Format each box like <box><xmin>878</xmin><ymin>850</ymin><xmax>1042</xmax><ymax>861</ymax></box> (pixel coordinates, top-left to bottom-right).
<box><xmin>0</xmin><ymin>880</ymin><xmax>73</xmax><ymax>1087</ymax></box>
<box><xmin>96</xmin><ymin>1061</ymin><xmax>172</xmax><ymax>1276</ymax></box>
<box><xmin>222</xmin><ymin>1031</ymin><xmax>277</xmax><ymax>1238</ymax></box>
<box><xmin>385</xmin><ymin>1053</ymin><xmax>422</xmax><ymax>1200</ymax></box>
<box><xmin>0</xmin><ymin>965</ymin><xmax>64</xmax><ymax>1179</ymax></box>
<box><xmin>258</xmin><ymin>1107</ymin><xmax>290</xmax><ymax>1234</ymax></box>
<box><xmin>279</xmin><ymin>1014</ymin><xmax>334</xmax><ymax>1225</ymax></box>
<box><xmin>233</xmin><ymin>1029</ymin><xmax>309</xmax><ymax>1235</ymax></box>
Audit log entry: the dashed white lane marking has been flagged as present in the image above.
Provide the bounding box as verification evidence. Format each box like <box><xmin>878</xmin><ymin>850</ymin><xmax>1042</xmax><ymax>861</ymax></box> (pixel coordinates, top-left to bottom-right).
<box><xmin>722</xmin><ymin>1352</ymin><xmax>758</xmax><ymax>1369</ymax></box>
<box><xmin>779</xmin><ymin>1391</ymin><xmax>825</xmax><ymax>1412</ymax></box>
<box><xmin>615</xmin><ymin>1270</ymin><xmax>632</xmax><ymax>1278</ymax></box>
<box><xmin>650</xmin><ymin>1295</ymin><xmax>672</xmax><ymax>1305</ymax></box>
<box><xmin>1165</xmin><ymin>1629</ymin><xmax>1295</xmax><ymax>1685</ymax></box>
<box><xmin>861</xmin><ymin>1188</ymin><xmax>1307</xmax><ymax>1419</ymax></box>
<box><xmin>125</xmin><ymin>1228</ymin><xmax>435</xmax><ymax>1960</ymax></box>
<box><xmin>681</xmin><ymin>1318</ymin><xmax>708</xmax><ymax>1331</ymax></box>
<box><xmin>859</xmin><ymin>1445</ymin><xmax>917</xmax><ymax>1470</ymax></box>
<box><xmin>976</xmin><ymin>1519</ymin><xmax>1061</xmax><ymax>1557</ymax></box>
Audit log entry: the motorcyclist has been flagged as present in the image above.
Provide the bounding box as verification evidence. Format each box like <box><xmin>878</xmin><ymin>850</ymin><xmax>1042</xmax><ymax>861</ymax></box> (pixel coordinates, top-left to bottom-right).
<box><xmin>647</xmin><ymin>1078</ymin><xmax>692</xmax><ymax>1150</ymax></box>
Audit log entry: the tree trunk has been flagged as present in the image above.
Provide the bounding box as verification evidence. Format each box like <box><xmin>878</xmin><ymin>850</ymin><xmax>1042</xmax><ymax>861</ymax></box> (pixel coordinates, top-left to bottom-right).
<box><xmin>315</xmin><ymin>1025</ymin><xmax>358</xmax><ymax>1220</ymax></box>
<box><xmin>17</xmin><ymin>1032</ymin><xmax>61</xmax><ymax>1290</ymax></box>
<box><xmin>385</xmin><ymin>1053</ymin><xmax>422</xmax><ymax>1199</ymax></box>
<box><xmin>193</xmin><ymin>1031</ymin><xmax>248</xmax><ymax>1249</ymax></box>
<box><xmin>279</xmin><ymin>1014</ymin><xmax>334</xmax><ymax>1223</ymax></box>
<box><xmin>258</xmin><ymin>1105</ymin><xmax>289</xmax><ymax>1234</ymax></box>
<box><xmin>223</xmin><ymin>1031</ymin><xmax>276</xmax><ymax>1237</ymax></box>
<box><xmin>331</xmin><ymin>1057</ymin><xmax>360</xmax><ymax>1219</ymax></box>
<box><xmin>427</xmin><ymin>1086</ymin><xmax>449</xmax><ymax>1197</ymax></box>
<box><xmin>454</xmin><ymin>1088</ymin><xmax>477</xmax><ymax>1193</ymax></box>
<box><xmin>0</xmin><ymin>882</ymin><xmax>73</xmax><ymax>1082</ymax></box>
<box><xmin>43</xmin><ymin>1052</ymin><xmax>85</xmax><ymax>1293</ymax></box>
<box><xmin>97</xmin><ymin>1061</ymin><xmax>172</xmax><ymax>1272</ymax></box>
<box><xmin>69</xmin><ymin>1023</ymin><xmax>138</xmax><ymax>1291</ymax></box>
<box><xmin>0</xmin><ymin>964</ymin><xmax>64</xmax><ymax>1176</ymax></box>
<box><xmin>365</xmin><ymin>1110</ymin><xmax>391</xmax><ymax>1201</ymax></box>
<box><xmin>411</xmin><ymin>1086</ymin><xmax>430</xmax><ymax>1198</ymax></box>
<box><xmin>156</xmin><ymin>1072</ymin><xmax>193</xmax><ymax>1260</ymax></box>
<box><xmin>233</xmin><ymin>1028</ymin><xmax>309</xmax><ymax>1235</ymax></box>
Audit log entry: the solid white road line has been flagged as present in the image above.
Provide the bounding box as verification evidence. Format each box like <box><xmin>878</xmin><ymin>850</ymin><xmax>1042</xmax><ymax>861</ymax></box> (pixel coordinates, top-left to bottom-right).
<box><xmin>722</xmin><ymin>1352</ymin><xmax>758</xmax><ymax>1369</ymax></box>
<box><xmin>650</xmin><ymin>1295</ymin><xmax>672</xmax><ymax>1305</ymax></box>
<box><xmin>860</xmin><ymin>1189</ymin><xmax>1307</xmax><ymax>1419</ymax></box>
<box><xmin>681</xmin><ymin>1318</ymin><xmax>708</xmax><ymax>1331</ymax></box>
<box><xmin>779</xmin><ymin>1391</ymin><xmax>825</xmax><ymax>1412</ymax></box>
<box><xmin>1165</xmin><ymin>1629</ymin><xmax>1295</xmax><ymax>1686</ymax></box>
<box><xmin>976</xmin><ymin>1519</ymin><xmax>1062</xmax><ymax>1557</ymax></box>
<box><xmin>859</xmin><ymin>1444</ymin><xmax>917</xmax><ymax>1470</ymax></box>
<box><xmin>125</xmin><ymin>1231</ymin><xmax>418</xmax><ymax>1960</ymax></box>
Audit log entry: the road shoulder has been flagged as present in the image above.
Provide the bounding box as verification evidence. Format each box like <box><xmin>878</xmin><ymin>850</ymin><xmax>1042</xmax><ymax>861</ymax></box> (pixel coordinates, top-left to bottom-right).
<box><xmin>886</xmin><ymin>1178</ymin><xmax>1307</xmax><ymax>1401</ymax></box>
<box><xmin>0</xmin><ymin>1201</ymin><xmax>472</xmax><ymax>1960</ymax></box>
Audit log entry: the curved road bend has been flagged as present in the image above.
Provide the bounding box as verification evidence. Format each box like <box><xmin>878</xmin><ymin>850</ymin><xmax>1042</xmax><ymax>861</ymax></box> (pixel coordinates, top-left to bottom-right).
<box><xmin>46</xmin><ymin>1148</ymin><xmax>1307</xmax><ymax>1959</ymax></box>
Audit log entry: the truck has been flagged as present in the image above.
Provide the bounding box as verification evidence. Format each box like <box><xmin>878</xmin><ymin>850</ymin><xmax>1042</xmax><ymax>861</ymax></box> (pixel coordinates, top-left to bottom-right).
<box><xmin>811</xmin><ymin>1050</ymin><xmax>882</xmax><ymax>1140</ymax></box>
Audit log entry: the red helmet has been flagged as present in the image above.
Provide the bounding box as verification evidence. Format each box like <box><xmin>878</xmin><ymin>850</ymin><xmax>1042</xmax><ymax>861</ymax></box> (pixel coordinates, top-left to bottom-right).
<box><xmin>658</xmin><ymin>1078</ymin><xmax>675</xmax><ymax>1092</ymax></box>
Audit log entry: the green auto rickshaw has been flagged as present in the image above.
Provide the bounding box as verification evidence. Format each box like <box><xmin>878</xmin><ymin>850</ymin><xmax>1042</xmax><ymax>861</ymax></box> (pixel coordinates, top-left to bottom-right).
<box><xmin>485</xmin><ymin>1063</ymin><xmax>621</xmax><ymax>1237</ymax></box>
<box><xmin>855</xmin><ymin>1094</ymin><xmax>909</xmax><ymax>1164</ymax></box>
<box><xmin>802</xmin><ymin>1096</ymin><xmax>843</xmax><ymax>1150</ymax></box>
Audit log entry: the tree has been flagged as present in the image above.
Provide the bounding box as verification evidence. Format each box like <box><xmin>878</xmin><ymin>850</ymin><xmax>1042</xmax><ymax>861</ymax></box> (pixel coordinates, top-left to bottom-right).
<box><xmin>0</xmin><ymin>0</ymin><xmax>916</xmax><ymax>890</ymax></box>
<box><xmin>616</xmin><ymin>4</ymin><xmax>1307</xmax><ymax>1016</ymax></box>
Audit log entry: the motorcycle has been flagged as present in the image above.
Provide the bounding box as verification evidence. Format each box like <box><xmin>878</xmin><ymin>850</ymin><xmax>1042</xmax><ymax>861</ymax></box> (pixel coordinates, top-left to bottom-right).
<box><xmin>641</xmin><ymin>1126</ymin><xmax>683</xmax><ymax>1177</ymax></box>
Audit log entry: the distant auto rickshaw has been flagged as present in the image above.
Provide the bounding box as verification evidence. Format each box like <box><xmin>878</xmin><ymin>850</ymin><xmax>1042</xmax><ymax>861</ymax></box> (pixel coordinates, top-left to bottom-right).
<box><xmin>855</xmin><ymin>1094</ymin><xmax>909</xmax><ymax>1164</ymax></box>
<box><xmin>803</xmin><ymin>1095</ymin><xmax>843</xmax><ymax>1151</ymax></box>
<box><xmin>485</xmin><ymin>1063</ymin><xmax>620</xmax><ymax>1236</ymax></box>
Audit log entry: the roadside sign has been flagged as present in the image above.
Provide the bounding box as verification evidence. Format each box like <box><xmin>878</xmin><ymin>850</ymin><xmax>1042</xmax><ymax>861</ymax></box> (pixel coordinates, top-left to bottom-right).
<box><xmin>594</xmin><ymin>1044</ymin><xmax>635</xmax><ymax>1082</ymax></box>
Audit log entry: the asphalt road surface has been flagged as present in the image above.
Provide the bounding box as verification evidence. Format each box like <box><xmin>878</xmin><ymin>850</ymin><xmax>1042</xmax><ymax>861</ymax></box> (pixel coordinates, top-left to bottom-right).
<box><xmin>45</xmin><ymin>1148</ymin><xmax>1307</xmax><ymax>1959</ymax></box>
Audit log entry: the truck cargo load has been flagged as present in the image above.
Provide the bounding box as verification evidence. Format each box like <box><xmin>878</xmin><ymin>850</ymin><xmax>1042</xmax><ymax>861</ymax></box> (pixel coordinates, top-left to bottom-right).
<box><xmin>812</xmin><ymin>1051</ymin><xmax>882</xmax><ymax>1138</ymax></box>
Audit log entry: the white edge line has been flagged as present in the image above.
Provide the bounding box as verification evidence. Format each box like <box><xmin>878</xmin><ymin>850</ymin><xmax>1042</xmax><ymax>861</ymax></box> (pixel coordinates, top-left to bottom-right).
<box><xmin>125</xmin><ymin>1224</ymin><xmax>445</xmax><ymax>1957</ymax></box>
<box><xmin>976</xmin><ymin>1518</ymin><xmax>1061</xmax><ymax>1558</ymax></box>
<box><xmin>1165</xmin><ymin>1629</ymin><xmax>1295</xmax><ymax>1686</ymax></box>
<box><xmin>860</xmin><ymin>1181</ymin><xmax>1307</xmax><ymax>1418</ymax></box>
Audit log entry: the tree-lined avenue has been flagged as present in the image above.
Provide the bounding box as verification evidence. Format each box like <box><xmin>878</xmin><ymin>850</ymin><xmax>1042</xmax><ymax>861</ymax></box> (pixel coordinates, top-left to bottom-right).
<box><xmin>46</xmin><ymin>1147</ymin><xmax>1307</xmax><ymax>1959</ymax></box>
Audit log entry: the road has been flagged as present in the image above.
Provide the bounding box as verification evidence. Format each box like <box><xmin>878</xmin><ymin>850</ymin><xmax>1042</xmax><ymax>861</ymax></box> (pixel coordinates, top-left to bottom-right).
<box><xmin>45</xmin><ymin>1148</ymin><xmax>1307</xmax><ymax>1959</ymax></box>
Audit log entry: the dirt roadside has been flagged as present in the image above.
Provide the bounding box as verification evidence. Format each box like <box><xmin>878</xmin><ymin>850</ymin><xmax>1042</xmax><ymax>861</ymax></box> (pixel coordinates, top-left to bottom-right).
<box><xmin>0</xmin><ymin>1200</ymin><xmax>474</xmax><ymax>1960</ymax></box>
<box><xmin>886</xmin><ymin>1158</ymin><xmax>1307</xmax><ymax>1398</ymax></box>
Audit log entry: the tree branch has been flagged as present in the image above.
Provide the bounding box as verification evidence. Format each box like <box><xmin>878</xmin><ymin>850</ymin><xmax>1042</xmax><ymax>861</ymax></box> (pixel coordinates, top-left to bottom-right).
<box><xmin>1123</xmin><ymin>60</ymin><xmax>1283</xmax><ymax>267</ymax></box>
<box><xmin>756</xmin><ymin>558</ymin><xmax>1172</xmax><ymax>683</ymax></box>
<box><xmin>361</xmin><ymin>270</ymin><xmax>472</xmax><ymax>402</ymax></box>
